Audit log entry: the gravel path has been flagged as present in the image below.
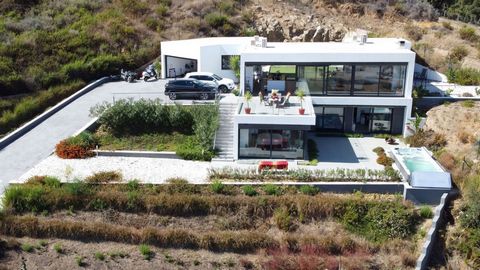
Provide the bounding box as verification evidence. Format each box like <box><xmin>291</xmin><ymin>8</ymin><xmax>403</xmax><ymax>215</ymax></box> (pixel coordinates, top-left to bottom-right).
<box><xmin>17</xmin><ymin>155</ymin><xmax>212</xmax><ymax>184</ymax></box>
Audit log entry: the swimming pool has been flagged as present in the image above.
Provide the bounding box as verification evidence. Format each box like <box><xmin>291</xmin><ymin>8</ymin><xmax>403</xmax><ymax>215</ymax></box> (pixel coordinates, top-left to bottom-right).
<box><xmin>393</xmin><ymin>148</ymin><xmax>443</xmax><ymax>174</ymax></box>
<box><xmin>391</xmin><ymin>147</ymin><xmax>451</xmax><ymax>189</ymax></box>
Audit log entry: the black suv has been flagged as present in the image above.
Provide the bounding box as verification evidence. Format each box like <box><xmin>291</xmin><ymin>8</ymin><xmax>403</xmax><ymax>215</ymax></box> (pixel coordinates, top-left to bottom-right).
<box><xmin>164</xmin><ymin>79</ymin><xmax>217</xmax><ymax>100</ymax></box>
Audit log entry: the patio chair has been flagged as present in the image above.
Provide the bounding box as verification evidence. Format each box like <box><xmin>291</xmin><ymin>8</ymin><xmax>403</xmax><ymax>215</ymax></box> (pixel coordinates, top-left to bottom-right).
<box><xmin>277</xmin><ymin>92</ymin><xmax>291</xmax><ymax>108</ymax></box>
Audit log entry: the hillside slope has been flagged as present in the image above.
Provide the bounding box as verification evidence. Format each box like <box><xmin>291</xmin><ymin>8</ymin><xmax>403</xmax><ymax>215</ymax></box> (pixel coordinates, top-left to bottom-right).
<box><xmin>1</xmin><ymin>0</ymin><xmax>480</xmax><ymax>136</ymax></box>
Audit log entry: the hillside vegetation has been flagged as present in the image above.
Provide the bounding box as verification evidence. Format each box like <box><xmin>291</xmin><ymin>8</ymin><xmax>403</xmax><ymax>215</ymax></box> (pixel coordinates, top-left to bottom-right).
<box><xmin>1</xmin><ymin>0</ymin><xmax>480</xmax><ymax>136</ymax></box>
<box><xmin>0</xmin><ymin>0</ymin><xmax>251</xmax><ymax>135</ymax></box>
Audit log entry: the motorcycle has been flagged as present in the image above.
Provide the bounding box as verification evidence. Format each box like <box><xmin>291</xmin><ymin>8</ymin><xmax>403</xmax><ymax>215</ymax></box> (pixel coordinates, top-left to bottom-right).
<box><xmin>120</xmin><ymin>69</ymin><xmax>137</xmax><ymax>83</ymax></box>
<box><xmin>142</xmin><ymin>64</ymin><xmax>158</xmax><ymax>82</ymax></box>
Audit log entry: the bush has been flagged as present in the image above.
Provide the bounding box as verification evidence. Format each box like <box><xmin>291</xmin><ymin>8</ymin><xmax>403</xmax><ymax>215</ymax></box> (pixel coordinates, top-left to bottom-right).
<box><xmin>139</xmin><ymin>244</ymin><xmax>153</xmax><ymax>260</ymax></box>
<box><xmin>404</xmin><ymin>23</ymin><xmax>423</xmax><ymax>41</ymax></box>
<box><xmin>459</xmin><ymin>26</ymin><xmax>478</xmax><ymax>42</ymax></box>
<box><xmin>242</xmin><ymin>185</ymin><xmax>257</xmax><ymax>196</ymax></box>
<box><xmin>176</xmin><ymin>138</ymin><xmax>215</xmax><ymax>161</ymax></box>
<box><xmin>210</xmin><ymin>180</ymin><xmax>225</xmax><ymax>194</ymax></box>
<box><xmin>406</xmin><ymin>129</ymin><xmax>447</xmax><ymax>151</ymax></box>
<box><xmin>75</xmin><ymin>256</ymin><xmax>85</xmax><ymax>267</ymax></box>
<box><xmin>165</xmin><ymin>178</ymin><xmax>199</xmax><ymax>194</ymax></box>
<box><xmin>462</xmin><ymin>100</ymin><xmax>475</xmax><ymax>108</ymax></box>
<box><xmin>298</xmin><ymin>185</ymin><xmax>319</xmax><ymax>196</ymax></box>
<box><xmin>448</xmin><ymin>45</ymin><xmax>469</xmax><ymax>63</ymax></box>
<box><xmin>307</xmin><ymin>139</ymin><xmax>318</xmax><ymax>161</ymax></box>
<box><xmin>274</xmin><ymin>207</ymin><xmax>292</xmax><ymax>231</ymax></box>
<box><xmin>263</xmin><ymin>184</ymin><xmax>281</xmax><ymax>196</ymax></box>
<box><xmin>95</xmin><ymin>252</ymin><xmax>106</xmax><ymax>261</ymax></box>
<box><xmin>447</xmin><ymin>68</ymin><xmax>480</xmax><ymax>85</ymax></box>
<box><xmin>85</xmin><ymin>171</ymin><xmax>122</xmax><ymax>184</ymax></box>
<box><xmin>55</xmin><ymin>131</ymin><xmax>97</xmax><ymax>159</ymax></box>
<box><xmin>21</xmin><ymin>243</ymin><xmax>34</xmax><ymax>252</ymax></box>
<box><xmin>457</xmin><ymin>130</ymin><xmax>474</xmax><ymax>144</ymax></box>
<box><xmin>3</xmin><ymin>185</ymin><xmax>46</xmax><ymax>213</ymax></box>
<box><xmin>53</xmin><ymin>243</ymin><xmax>62</xmax><ymax>253</ymax></box>
<box><xmin>419</xmin><ymin>206</ymin><xmax>434</xmax><ymax>219</ymax></box>
<box><xmin>205</xmin><ymin>12</ymin><xmax>229</xmax><ymax>28</ymax></box>
<box><xmin>127</xmin><ymin>180</ymin><xmax>140</xmax><ymax>191</ymax></box>
<box><xmin>376</xmin><ymin>154</ymin><xmax>394</xmax><ymax>167</ymax></box>
<box><xmin>442</xmin><ymin>21</ymin><xmax>453</xmax><ymax>30</ymax></box>
<box><xmin>372</xmin><ymin>147</ymin><xmax>385</xmax><ymax>155</ymax></box>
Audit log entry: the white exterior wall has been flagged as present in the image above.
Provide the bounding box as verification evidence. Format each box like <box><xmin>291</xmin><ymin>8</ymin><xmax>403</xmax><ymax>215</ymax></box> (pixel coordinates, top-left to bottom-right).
<box><xmin>199</xmin><ymin>44</ymin><xmax>243</xmax><ymax>82</ymax></box>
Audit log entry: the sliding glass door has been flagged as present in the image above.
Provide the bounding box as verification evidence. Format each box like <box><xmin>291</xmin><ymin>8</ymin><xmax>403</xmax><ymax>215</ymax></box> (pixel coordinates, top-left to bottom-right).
<box><xmin>353</xmin><ymin>107</ymin><xmax>392</xmax><ymax>133</ymax></box>
<box><xmin>239</xmin><ymin>128</ymin><xmax>305</xmax><ymax>159</ymax></box>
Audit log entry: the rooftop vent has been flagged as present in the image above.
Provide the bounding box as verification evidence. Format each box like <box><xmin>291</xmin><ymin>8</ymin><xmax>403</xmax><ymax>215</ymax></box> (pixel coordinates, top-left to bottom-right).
<box><xmin>252</xmin><ymin>36</ymin><xmax>267</xmax><ymax>48</ymax></box>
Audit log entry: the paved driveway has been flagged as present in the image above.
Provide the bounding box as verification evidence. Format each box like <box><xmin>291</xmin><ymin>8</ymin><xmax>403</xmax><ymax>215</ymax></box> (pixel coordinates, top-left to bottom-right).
<box><xmin>0</xmin><ymin>79</ymin><xmax>211</xmax><ymax>194</ymax></box>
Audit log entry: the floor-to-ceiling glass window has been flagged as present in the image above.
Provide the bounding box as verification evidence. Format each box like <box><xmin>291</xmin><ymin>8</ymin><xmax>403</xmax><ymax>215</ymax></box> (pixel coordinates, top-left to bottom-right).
<box><xmin>354</xmin><ymin>65</ymin><xmax>380</xmax><ymax>96</ymax></box>
<box><xmin>371</xmin><ymin>108</ymin><xmax>392</xmax><ymax>133</ymax></box>
<box><xmin>315</xmin><ymin>106</ymin><xmax>344</xmax><ymax>131</ymax></box>
<box><xmin>379</xmin><ymin>65</ymin><xmax>406</xmax><ymax>96</ymax></box>
<box><xmin>327</xmin><ymin>65</ymin><xmax>352</xmax><ymax>95</ymax></box>
<box><xmin>271</xmin><ymin>130</ymin><xmax>305</xmax><ymax>159</ymax></box>
<box><xmin>353</xmin><ymin>107</ymin><xmax>393</xmax><ymax>133</ymax></box>
<box><xmin>298</xmin><ymin>66</ymin><xmax>325</xmax><ymax>95</ymax></box>
<box><xmin>239</xmin><ymin>128</ymin><xmax>304</xmax><ymax>159</ymax></box>
<box><xmin>239</xmin><ymin>128</ymin><xmax>271</xmax><ymax>158</ymax></box>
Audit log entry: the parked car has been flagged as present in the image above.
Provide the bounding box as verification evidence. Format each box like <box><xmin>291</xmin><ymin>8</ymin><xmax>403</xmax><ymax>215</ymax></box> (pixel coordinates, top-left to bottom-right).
<box><xmin>185</xmin><ymin>72</ymin><xmax>235</xmax><ymax>93</ymax></box>
<box><xmin>164</xmin><ymin>79</ymin><xmax>217</xmax><ymax>100</ymax></box>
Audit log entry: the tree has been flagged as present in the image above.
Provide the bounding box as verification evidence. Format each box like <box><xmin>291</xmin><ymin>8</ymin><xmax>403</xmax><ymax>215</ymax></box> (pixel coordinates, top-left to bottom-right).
<box><xmin>229</xmin><ymin>55</ymin><xmax>240</xmax><ymax>80</ymax></box>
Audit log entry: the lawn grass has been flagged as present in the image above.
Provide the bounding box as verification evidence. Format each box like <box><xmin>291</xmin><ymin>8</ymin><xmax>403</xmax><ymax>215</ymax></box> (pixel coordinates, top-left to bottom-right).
<box><xmin>96</xmin><ymin>132</ymin><xmax>194</xmax><ymax>152</ymax></box>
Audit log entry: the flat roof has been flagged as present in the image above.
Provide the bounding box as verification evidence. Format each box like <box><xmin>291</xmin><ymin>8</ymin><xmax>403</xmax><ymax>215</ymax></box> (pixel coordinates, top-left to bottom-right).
<box><xmin>161</xmin><ymin>37</ymin><xmax>414</xmax><ymax>55</ymax></box>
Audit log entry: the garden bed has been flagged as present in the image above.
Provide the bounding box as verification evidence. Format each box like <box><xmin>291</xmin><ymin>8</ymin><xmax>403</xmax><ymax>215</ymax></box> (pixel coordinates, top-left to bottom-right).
<box><xmin>208</xmin><ymin>167</ymin><xmax>402</xmax><ymax>182</ymax></box>
<box><xmin>95</xmin><ymin>130</ymin><xmax>194</xmax><ymax>152</ymax></box>
<box><xmin>0</xmin><ymin>175</ymin><xmax>431</xmax><ymax>269</ymax></box>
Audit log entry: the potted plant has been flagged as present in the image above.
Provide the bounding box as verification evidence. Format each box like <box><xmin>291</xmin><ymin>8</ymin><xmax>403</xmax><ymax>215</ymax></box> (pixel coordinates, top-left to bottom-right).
<box><xmin>296</xmin><ymin>89</ymin><xmax>305</xmax><ymax>115</ymax></box>
<box><xmin>244</xmin><ymin>91</ymin><xmax>252</xmax><ymax>114</ymax></box>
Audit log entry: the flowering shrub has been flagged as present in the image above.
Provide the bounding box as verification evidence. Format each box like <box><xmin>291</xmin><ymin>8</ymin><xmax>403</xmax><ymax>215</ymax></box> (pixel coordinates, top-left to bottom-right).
<box><xmin>55</xmin><ymin>132</ymin><xmax>97</xmax><ymax>159</ymax></box>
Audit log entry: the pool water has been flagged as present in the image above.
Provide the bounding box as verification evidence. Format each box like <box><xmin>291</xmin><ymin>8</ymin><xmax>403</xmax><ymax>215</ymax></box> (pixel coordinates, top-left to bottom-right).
<box><xmin>394</xmin><ymin>148</ymin><xmax>443</xmax><ymax>173</ymax></box>
<box><xmin>403</xmin><ymin>157</ymin><xmax>443</xmax><ymax>172</ymax></box>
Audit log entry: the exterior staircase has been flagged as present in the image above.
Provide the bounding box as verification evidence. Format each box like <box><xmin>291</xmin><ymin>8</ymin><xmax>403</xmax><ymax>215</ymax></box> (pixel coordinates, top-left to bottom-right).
<box><xmin>212</xmin><ymin>102</ymin><xmax>237</xmax><ymax>161</ymax></box>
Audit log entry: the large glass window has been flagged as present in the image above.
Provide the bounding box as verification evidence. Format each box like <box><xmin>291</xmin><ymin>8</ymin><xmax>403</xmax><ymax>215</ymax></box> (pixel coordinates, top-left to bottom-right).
<box><xmin>327</xmin><ymin>65</ymin><xmax>352</xmax><ymax>95</ymax></box>
<box><xmin>239</xmin><ymin>128</ymin><xmax>271</xmax><ymax>158</ymax></box>
<box><xmin>379</xmin><ymin>65</ymin><xmax>406</xmax><ymax>96</ymax></box>
<box><xmin>239</xmin><ymin>128</ymin><xmax>304</xmax><ymax>159</ymax></box>
<box><xmin>354</xmin><ymin>65</ymin><xmax>380</xmax><ymax>96</ymax></box>
<box><xmin>353</xmin><ymin>107</ymin><xmax>392</xmax><ymax>133</ymax></box>
<box><xmin>298</xmin><ymin>66</ymin><xmax>325</xmax><ymax>95</ymax></box>
<box><xmin>315</xmin><ymin>106</ymin><xmax>344</xmax><ymax>130</ymax></box>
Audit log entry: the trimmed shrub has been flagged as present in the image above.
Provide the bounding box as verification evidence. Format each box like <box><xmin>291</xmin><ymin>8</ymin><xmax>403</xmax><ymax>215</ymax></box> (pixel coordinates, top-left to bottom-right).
<box><xmin>85</xmin><ymin>171</ymin><xmax>122</xmax><ymax>184</ymax></box>
<box><xmin>376</xmin><ymin>154</ymin><xmax>394</xmax><ymax>167</ymax></box>
<box><xmin>55</xmin><ymin>131</ymin><xmax>97</xmax><ymax>159</ymax></box>
<box><xmin>372</xmin><ymin>147</ymin><xmax>385</xmax><ymax>155</ymax></box>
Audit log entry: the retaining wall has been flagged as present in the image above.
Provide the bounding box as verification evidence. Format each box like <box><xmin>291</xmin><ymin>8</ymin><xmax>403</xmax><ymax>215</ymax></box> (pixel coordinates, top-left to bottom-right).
<box><xmin>415</xmin><ymin>193</ymin><xmax>451</xmax><ymax>270</ymax></box>
<box><xmin>0</xmin><ymin>77</ymin><xmax>111</xmax><ymax>150</ymax></box>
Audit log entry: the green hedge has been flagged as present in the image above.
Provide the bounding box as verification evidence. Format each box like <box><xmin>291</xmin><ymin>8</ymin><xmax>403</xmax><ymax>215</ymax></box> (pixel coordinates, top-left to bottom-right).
<box><xmin>91</xmin><ymin>100</ymin><xmax>219</xmax><ymax>161</ymax></box>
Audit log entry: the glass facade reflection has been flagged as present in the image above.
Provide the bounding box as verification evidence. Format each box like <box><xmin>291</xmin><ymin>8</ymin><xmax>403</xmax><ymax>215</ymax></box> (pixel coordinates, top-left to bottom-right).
<box><xmin>252</xmin><ymin>63</ymin><xmax>407</xmax><ymax>97</ymax></box>
<box><xmin>239</xmin><ymin>128</ymin><xmax>305</xmax><ymax>159</ymax></box>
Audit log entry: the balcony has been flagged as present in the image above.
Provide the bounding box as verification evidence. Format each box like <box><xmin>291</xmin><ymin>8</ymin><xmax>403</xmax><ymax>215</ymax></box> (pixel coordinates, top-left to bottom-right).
<box><xmin>235</xmin><ymin>96</ymin><xmax>315</xmax><ymax>126</ymax></box>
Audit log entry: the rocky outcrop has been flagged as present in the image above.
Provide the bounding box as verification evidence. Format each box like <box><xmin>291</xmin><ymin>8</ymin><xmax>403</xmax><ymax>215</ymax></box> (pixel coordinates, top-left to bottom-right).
<box><xmin>252</xmin><ymin>5</ymin><xmax>348</xmax><ymax>42</ymax></box>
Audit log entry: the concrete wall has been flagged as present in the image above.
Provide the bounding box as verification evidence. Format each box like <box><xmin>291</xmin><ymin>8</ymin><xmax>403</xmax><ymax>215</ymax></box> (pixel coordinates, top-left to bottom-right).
<box><xmin>415</xmin><ymin>193</ymin><xmax>451</xmax><ymax>270</ymax></box>
<box><xmin>404</xmin><ymin>187</ymin><xmax>451</xmax><ymax>205</ymax></box>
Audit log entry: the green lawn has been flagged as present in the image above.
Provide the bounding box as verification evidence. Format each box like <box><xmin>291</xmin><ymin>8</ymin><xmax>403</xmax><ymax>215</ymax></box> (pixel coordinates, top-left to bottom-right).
<box><xmin>96</xmin><ymin>132</ymin><xmax>194</xmax><ymax>152</ymax></box>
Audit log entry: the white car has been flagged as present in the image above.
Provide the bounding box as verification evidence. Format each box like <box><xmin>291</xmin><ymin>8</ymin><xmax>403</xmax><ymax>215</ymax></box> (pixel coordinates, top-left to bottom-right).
<box><xmin>185</xmin><ymin>72</ymin><xmax>236</xmax><ymax>93</ymax></box>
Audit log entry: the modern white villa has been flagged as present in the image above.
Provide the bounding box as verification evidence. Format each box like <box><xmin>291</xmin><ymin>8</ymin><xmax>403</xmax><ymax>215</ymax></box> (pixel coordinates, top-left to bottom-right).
<box><xmin>161</xmin><ymin>34</ymin><xmax>415</xmax><ymax>160</ymax></box>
